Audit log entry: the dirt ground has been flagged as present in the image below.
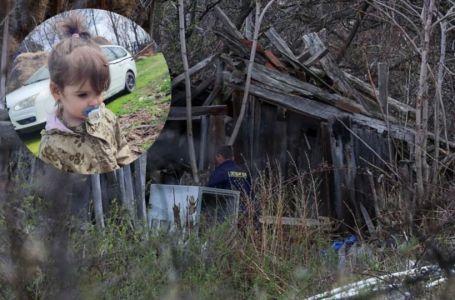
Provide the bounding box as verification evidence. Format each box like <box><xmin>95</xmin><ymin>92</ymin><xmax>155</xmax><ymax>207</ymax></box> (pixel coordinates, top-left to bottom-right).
<box><xmin>117</xmin><ymin>98</ymin><xmax>169</xmax><ymax>159</ymax></box>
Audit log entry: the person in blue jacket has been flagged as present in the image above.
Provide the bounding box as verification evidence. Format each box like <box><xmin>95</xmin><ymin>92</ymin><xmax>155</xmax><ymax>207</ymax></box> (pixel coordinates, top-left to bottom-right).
<box><xmin>207</xmin><ymin>145</ymin><xmax>251</xmax><ymax>195</ymax></box>
<box><xmin>208</xmin><ymin>145</ymin><xmax>257</xmax><ymax>229</ymax></box>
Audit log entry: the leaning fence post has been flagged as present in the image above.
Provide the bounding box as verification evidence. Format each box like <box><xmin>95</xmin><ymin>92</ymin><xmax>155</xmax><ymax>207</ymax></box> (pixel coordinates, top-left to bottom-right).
<box><xmin>91</xmin><ymin>174</ymin><xmax>105</xmax><ymax>229</ymax></box>
<box><xmin>117</xmin><ymin>167</ymin><xmax>134</xmax><ymax>218</ymax></box>
<box><xmin>123</xmin><ymin>164</ymin><xmax>136</xmax><ymax>220</ymax></box>
<box><xmin>133</xmin><ymin>154</ymin><xmax>147</xmax><ymax>225</ymax></box>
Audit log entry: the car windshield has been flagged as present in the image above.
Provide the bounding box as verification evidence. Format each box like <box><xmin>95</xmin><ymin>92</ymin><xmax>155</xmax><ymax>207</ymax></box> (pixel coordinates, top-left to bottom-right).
<box><xmin>24</xmin><ymin>66</ymin><xmax>50</xmax><ymax>85</ymax></box>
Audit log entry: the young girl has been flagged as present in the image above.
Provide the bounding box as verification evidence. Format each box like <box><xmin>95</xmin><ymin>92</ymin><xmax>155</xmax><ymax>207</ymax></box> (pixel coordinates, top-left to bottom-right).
<box><xmin>39</xmin><ymin>14</ymin><xmax>135</xmax><ymax>174</ymax></box>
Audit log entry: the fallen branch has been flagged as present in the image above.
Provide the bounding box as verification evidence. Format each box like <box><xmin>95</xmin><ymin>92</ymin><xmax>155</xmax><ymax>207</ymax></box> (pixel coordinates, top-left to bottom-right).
<box><xmin>306</xmin><ymin>265</ymin><xmax>442</xmax><ymax>300</ymax></box>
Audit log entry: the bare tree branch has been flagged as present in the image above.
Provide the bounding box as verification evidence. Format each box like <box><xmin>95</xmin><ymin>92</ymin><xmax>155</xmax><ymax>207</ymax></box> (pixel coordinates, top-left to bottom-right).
<box><xmin>228</xmin><ymin>0</ymin><xmax>277</xmax><ymax>146</ymax></box>
<box><xmin>178</xmin><ymin>0</ymin><xmax>200</xmax><ymax>184</ymax></box>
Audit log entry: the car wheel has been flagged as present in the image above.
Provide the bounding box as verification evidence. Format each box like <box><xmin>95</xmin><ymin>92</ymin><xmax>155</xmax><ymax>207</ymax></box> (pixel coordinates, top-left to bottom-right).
<box><xmin>124</xmin><ymin>71</ymin><xmax>135</xmax><ymax>93</ymax></box>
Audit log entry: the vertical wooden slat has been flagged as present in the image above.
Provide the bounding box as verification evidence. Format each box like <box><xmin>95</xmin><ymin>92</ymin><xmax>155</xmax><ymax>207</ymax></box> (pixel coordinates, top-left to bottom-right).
<box><xmin>259</xmin><ymin>102</ymin><xmax>276</xmax><ymax>169</ymax></box>
<box><xmin>134</xmin><ymin>154</ymin><xmax>147</xmax><ymax>224</ymax></box>
<box><xmin>91</xmin><ymin>174</ymin><xmax>105</xmax><ymax>229</ymax></box>
<box><xmin>344</xmin><ymin>121</ymin><xmax>358</xmax><ymax>220</ymax></box>
<box><xmin>249</xmin><ymin>96</ymin><xmax>255</xmax><ymax>171</ymax></box>
<box><xmin>198</xmin><ymin>115</ymin><xmax>208</xmax><ymax>170</ymax></box>
<box><xmin>123</xmin><ymin>164</ymin><xmax>135</xmax><ymax>220</ymax></box>
<box><xmin>252</xmin><ymin>99</ymin><xmax>262</xmax><ymax>174</ymax></box>
<box><xmin>328</xmin><ymin>118</ymin><xmax>344</xmax><ymax>221</ymax></box>
<box><xmin>116</xmin><ymin>168</ymin><xmax>125</xmax><ymax>199</ymax></box>
<box><xmin>286</xmin><ymin>112</ymin><xmax>300</xmax><ymax>171</ymax></box>
<box><xmin>319</xmin><ymin>122</ymin><xmax>333</xmax><ymax>217</ymax></box>
<box><xmin>207</xmin><ymin>114</ymin><xmax>225</xmax><ymax>169</ymax></box>
<box><xmin>275</xmin><ymin>108</ymin><xmax>287</xmax><ymax>176</ymax></box>
<box><xmin>116</xmin><ymin>168</ymin><xmax>128</xmax><ymax>212</ymax></box>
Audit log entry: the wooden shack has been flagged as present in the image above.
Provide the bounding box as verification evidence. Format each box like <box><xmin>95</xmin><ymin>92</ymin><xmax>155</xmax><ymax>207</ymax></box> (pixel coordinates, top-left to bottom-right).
<box><xmin>170</xmin><ymin>7</ymin><xmax>436</xmax><ymax>226</ymax></box>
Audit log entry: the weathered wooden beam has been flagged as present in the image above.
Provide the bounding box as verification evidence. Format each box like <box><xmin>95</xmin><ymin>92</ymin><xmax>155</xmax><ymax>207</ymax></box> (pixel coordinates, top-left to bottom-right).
<box><xmin>133</xmin><ymin>154</ymin><xmax>147</xmax><ymax>224</ymax></box>
<box><xmin>266</xmin><ymin>27</ymin><xmax>298</xmax><ymax>60</ymax></box>
<box><xmin>171</xmin><ymin>54</ymin><xmax>217</xmax><ymax>87</ymax></box>
<box><xmin>328</xmin><ymin>118</ymin><xmax>346</xmax><ymax>221</ymax></box>
<box><xmin>303</xmin><ymin>32</ymin><xmax>369</xmax><ymax>111</ymax></box>
<box><xmin>123</xmin><ymin>164</ymin><xmax>135</xmax><ymax>220</ymax></box>
<box><xmin>344</xmin><ymin>118</ymin><xmax>359</xmax><ymax>220</ymax></box>
<box><xmin>343</xmin><ymin>70</ymin><xmax>416</xmax><ymax>117</ymax></box>
<box><xmin>168</xmin><ymin>105</ymin><xmax>227</xmax><ymax>119</ymax></box>
<box><xmin>265</xmin><ymin>27</ymin><xmax>333</xmax><ymax>90</ymax></box>
<box><xmin>214</xmin><ymin>30</ymin><xmax>268</xmax><ymax>64</ymax></box>
<box><xmin>207</xmin><ymin>114</ymin><xmax>225</xmax><ymax>169</ymax></box>
<box><xmin>91</xmin><ymin>174</ymin><xmax>105</xmax><ymax>229</ymax></box>
<box><xmin>320</xmin><ymin>122</ymin><xmax>333</xmax><ymax>216</ymax></box>
<box><xmin>249</xmin><ymin>62</ymin><xmax>366</xmax><ymax>114</ymax></box>
<box><xmin>267</xmin><ymin>28</ymin><xmax>325</xmax><ymax>67</ymax></box>
<box><xmin>116</xmin><ymin>168</ymin><xmax>128</xmax><ymax>214</ymax></box>
<box><xmin>202</xmin><ymin>59</ymin><xmax>223</xmax><ymax>106</ymax></box>
<box><xmin>259</xmin><ymin>216</ymin><xmax>332</xmax><ymax>227</ymax></box>
<box><xmin>225</xmin><ymin>73</ymin><xmax>344</xmax><ymax>121</ymax></box>
<box><xmin>225</xmin><ymin>76</ymin><xmax>417</xmax><ymax>143</ymax></box>
<box><xmin>198</xmin><ymin>115</ymin><xmax>208</xmax><ymax>170</ymax></box>
<box><xmin>302</xmin><ymin>47</ymin><xmax>328</xmax><ymax>67</ymax></box>
<box><xmin>352</xmin><ymin>113</ymin><xmax>414</xmax><ymax>143</ymax></box>
<box><xmin>172</xmin><ymin>77</ymin><xmax>214</xmax><ymax>104</ymax></box>
<box><xmin>214</xmin><ymin>5</ymin><xmax>244</xmax><ymax>40</ymax></box>
<box><xmin>296</xmin><ymin>48</ymin><xmax>311</xmax><ymax>61</ymax></box>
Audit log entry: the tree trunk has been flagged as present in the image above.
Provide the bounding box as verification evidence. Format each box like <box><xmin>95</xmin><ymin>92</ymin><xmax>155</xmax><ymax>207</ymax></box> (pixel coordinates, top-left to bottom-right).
<box><xmin>178</xmin><ymin>0</ymin><xmax>200</xmax><ymax>184</ymax></box>
<box><xmin>414</xmin><ymin>0</ymin><xmax>435</xmax><ymax>204</ymax></box>
<box><xmin>91</xmin><ymin>9</ymin><xmax>99</xmax><ymax>36</ymax></box>
<box><xmin>228</xmin><ymin>0</ymin><xmax>277</xmax><ymax>146</ymax></box>
<box><xmin>108</xmin><ymin>11</ymin><xmax>121</xmax><ymax>45</ymax></box>
<box><xmin>148</xmin><ymin>0</ymin><xmax>162</xmax><ymax>46</ymax></box>
<box><xmin>0</xmin><ymin>10</ymin><xmax>9</xmax><ymax>109</ymax></box>
<box><xmin>431</xmin><ymin>20</ymin><xmax>448</xmax><ymax>194</ymax></box>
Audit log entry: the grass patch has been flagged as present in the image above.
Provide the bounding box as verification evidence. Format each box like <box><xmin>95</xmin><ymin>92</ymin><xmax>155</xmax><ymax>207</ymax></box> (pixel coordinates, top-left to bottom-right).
<box><xmin>106</xmin><ymin>53</ymin><xmax>171</xmax><ymax>116</ymax></box>
<box><xmin>25</xmin><ymin>136</ymin><xmax>41</xmax><ymax>156</ymax></box>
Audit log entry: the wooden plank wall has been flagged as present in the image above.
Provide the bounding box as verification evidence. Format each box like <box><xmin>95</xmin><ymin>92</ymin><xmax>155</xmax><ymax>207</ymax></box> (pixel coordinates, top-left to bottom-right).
<box><xmin>327</xmin><ymin>118</ymin><xmax>392</xmax><ymax>226</ymax></box>
<box><xmin>232</xmin><ymin>96</ymin><xmax>395</xmax><ymax>224</ymax></box>
<box><xmin>352</xmin><ymin>123</ymin><xmax>391</xmax><ymax>218</ymax></box>
<box><xmin>235</xmin><ymin>96</ymin><xmax>332</xmax><ymax>218</ymax></box>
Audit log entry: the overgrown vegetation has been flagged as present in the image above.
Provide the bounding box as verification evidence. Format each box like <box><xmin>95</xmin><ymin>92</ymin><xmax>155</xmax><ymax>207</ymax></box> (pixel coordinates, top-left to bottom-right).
<box><xmin>2</xmin><ymin>165</ymin><xmax>453</xmax><ymax>299</ymax></box>
<box><xmin>2</xmin><ymin>1</ymin><xmax>455</xmax><ymax>299</ymax></box>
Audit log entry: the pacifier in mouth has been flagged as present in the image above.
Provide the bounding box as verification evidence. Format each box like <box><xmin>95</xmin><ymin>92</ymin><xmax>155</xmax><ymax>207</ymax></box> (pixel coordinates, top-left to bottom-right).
<box><xmin>83</xmin><ymin>106</ymin><xmax>101</xmax><ymax>124</ymax></box>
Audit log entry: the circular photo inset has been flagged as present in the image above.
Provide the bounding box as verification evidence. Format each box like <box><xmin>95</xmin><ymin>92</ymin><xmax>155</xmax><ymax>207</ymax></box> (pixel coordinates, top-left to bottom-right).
<box><xmin>5</xmin><ymin>9</ymin><xmax>171</xmax><ymax>174</ymax></box>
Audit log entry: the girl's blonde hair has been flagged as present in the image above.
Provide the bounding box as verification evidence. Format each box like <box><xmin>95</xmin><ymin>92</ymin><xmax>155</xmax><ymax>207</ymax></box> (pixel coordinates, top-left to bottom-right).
<box><xmin>48</xmin><ymin>13</ymin><xmax>110</xmax><ymax>94</ymax></box>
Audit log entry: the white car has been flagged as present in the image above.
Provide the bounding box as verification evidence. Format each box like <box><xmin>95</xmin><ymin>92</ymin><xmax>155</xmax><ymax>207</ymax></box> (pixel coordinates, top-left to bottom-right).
<box><xmin>6</xmin><ymin>45</ymin><xmax>137</xmax><ymax>132</ymax></box>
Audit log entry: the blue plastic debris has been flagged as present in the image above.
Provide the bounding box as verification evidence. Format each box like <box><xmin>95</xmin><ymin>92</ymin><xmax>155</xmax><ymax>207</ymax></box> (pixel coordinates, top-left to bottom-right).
<box><xmin>320</xmin><ymin>234</ymin><xmax>358</xmax><ymax>256</ymax></box>
<box><xmin>331</xmin><ymin>240</ymin><xmax>345</xmax><ymax>252</ymax></box>
<box><xmin>330</xmin><ymin>234</ymin><xmax>358</xmax><ymax>253</ymax></box>
<box><xmin>344</xmin><ymin>234</ymin><xmax>357</xmax><ymax>246</ymax></box>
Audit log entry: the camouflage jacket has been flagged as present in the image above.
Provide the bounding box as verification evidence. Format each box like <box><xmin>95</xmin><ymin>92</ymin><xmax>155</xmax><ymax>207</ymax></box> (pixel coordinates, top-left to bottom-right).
<box><xmin>39</xmin><ymin>104</ymin><xmax>135</xmax><ymax>174</ymax></box>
